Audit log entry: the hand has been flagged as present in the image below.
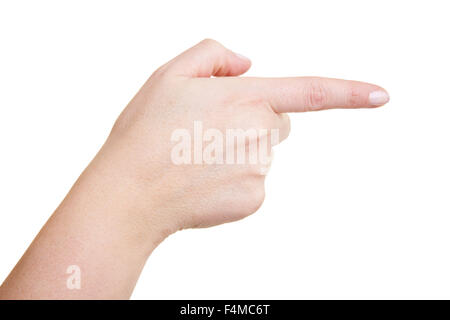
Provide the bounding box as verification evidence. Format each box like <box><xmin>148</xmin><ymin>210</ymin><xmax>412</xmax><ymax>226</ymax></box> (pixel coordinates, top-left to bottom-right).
<box><xmin>0</xmin><ymin>39</ymin><xmax>389</xmax><ymax>299</ymax></box>
<box><xmin>100</xmin><ymin>39</ymin><xmax>389</xmax><ymax>240</ymax></box>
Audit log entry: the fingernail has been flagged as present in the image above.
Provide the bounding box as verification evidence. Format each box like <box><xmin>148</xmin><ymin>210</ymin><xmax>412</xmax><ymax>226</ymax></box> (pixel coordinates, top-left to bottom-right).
<box><xmin>369</xmin><ymin>90</ymin><xmax>390</xmax><ymax>106</ymax></box>
<box><xmin>234</xmin><ymin>52</ymin><xmax>251</xmax><ymax>62</ymax></box>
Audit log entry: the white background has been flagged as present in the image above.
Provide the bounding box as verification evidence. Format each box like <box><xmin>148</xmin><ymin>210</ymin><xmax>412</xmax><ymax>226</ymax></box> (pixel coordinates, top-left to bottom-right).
<box><xmin>0</xmin><ymin>0</ymin><xmax>449</xmax><ymax>299</ymax></box>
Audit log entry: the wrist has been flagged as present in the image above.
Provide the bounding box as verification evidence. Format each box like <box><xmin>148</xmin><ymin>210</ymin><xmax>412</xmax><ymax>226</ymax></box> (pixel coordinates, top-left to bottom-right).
<box><xmin>65</xmin><ymin>144</ymin><xmax>173</xmax><ymax>257</ymax></box>
<box><xmin>0</xmin><ymin>145</ymin><xmax>172</xmax><ymax>299</ymax></box>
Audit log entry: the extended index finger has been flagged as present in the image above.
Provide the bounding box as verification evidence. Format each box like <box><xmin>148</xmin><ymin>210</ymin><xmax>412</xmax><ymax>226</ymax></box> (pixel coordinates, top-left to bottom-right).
<box><xmin>233</xmin><ymin>77</ymin><xmax>389</xmax><ymax>113</ymax></box>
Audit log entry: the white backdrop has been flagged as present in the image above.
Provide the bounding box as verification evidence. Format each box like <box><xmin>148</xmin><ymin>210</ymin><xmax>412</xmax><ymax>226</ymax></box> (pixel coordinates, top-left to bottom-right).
<box><xmin>0</xmin><ymin>0</ymin><xmax>449</xmax><ymax>299</ymax></box>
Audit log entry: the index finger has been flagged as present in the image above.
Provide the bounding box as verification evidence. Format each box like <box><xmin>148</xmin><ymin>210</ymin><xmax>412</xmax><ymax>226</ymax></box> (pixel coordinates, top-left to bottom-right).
<box><xmin>234</xmin><ymin>77</ymin><xmax>390</xmax><ymax>113</ymax></box>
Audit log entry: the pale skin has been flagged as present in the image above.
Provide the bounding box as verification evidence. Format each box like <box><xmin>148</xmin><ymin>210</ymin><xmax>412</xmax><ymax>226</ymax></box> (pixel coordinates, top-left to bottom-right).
<box><xmin>0</xmin><ymin>39</ymin><xmax>389</xmax><ymax>299</ymax></box>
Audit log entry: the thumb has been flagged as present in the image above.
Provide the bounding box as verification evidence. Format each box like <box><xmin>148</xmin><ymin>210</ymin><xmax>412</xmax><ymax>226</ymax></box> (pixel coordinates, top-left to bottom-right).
<box><xmin>161</xmin><ymin>39</ymin><xmax>251</xmax><ymax>78</ymax></box>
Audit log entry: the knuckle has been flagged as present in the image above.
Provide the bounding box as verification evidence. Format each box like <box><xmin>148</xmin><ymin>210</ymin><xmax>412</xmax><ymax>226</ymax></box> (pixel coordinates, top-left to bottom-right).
<box><xmin>255</xmin><ymin>100</ymin><xmax>277</xmax><ymax>128</ymax></box>
<box><xmin>237</xmin><ymin>98</ymin><xmax>274</xmax><ymax>129</ymax></box>
<box><xmin>251</xmin><ymin>186</ymin><xmax>266</xmax><ymax>212</ymax></box>
<box><xmin>348</xmin><ymin>86</ymin><xmax>362</xmax><ymax>107</ymax></box>
<box><xmin>261</xmin><ymin>114</ymin><xmax>275</xmax><ymax>132</ymax></box>
<box><xmin>243</xmin><ymin>183</ymin><xmax>266</xmax><ymax>215</ymax></box>
<box><xmin>151</xmin><ymin>64</ymin><xmax>171</xmax><ymax>80</ymax></box>
<box><xmin>279</xmin><ymin>113</ymin><xmax>291</xmax><ymax>141</ymax></box>
<box><xmin>250</xmin><ymin>98</ymin><xmax>271</xmax><ymax>112</ymax></box>
<box><xmin>305</xmin><ymin>80</ymin><xmax>327</xmax><ymax>108</ymax></box>
<box><xmin>199</xmin><ymin>38</ymin><xmax>223</xmax><ymax>50</ymax></box>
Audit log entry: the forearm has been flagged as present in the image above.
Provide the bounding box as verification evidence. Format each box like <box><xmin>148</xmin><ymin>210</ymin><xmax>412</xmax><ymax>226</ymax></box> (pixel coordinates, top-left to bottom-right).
<box><xmin>0</xmin><ymin>144</ymin><xmax>165</xmax><ymax>299</ymax></box>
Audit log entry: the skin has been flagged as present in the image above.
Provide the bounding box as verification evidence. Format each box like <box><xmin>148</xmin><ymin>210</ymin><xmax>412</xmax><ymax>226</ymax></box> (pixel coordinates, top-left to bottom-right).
<box><xmin>0</xmin><ymin>39</ymin><xmax>389</xmax><ymax>299</ymax></box>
